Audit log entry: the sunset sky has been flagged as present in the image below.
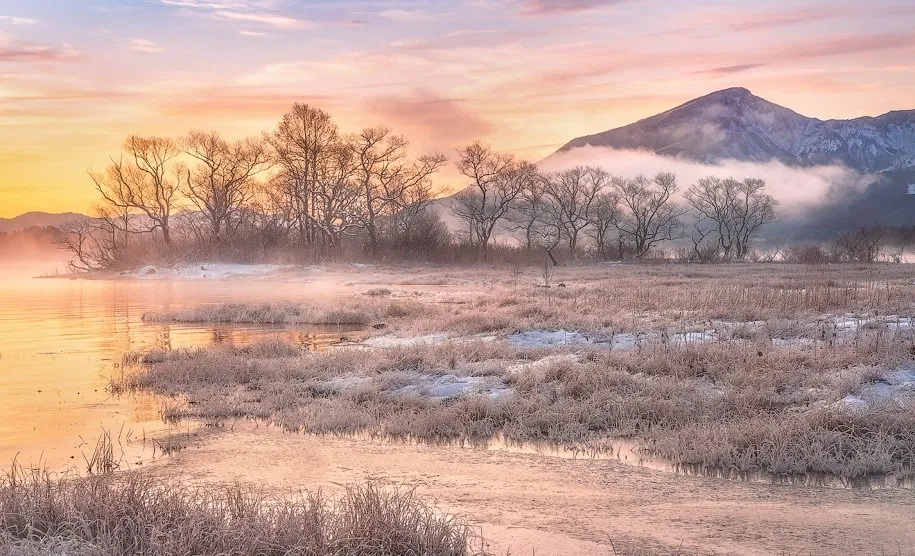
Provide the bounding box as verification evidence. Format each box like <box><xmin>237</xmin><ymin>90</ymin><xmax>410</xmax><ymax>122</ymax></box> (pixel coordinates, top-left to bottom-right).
<box><xmin>2</xmin><ymin>0</ymin><xmax>915</xmax><ymax>217</ymax></box>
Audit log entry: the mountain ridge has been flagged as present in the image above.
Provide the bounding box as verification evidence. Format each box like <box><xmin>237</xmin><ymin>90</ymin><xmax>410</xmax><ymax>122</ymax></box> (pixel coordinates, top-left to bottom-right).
<box><xmin>556</xmin><ymin>88</ymin><xmax>915</xmax><ymax>174</ymax></box>
<box><xmin>0</xmin><ymin>212</ymin><xmax>88</xmax><ymax>234</ymax></box>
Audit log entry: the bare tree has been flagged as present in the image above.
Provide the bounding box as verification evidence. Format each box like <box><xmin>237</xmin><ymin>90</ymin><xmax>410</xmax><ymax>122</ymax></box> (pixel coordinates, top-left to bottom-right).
<box><xmin>349</xmin><ymin>127</ymin><xmax>446</xmax><ymax>255</ymax></box>
<box><xmin>613</xmin><ymin>172</ymin><xmax>684</xmax><ymax>258</ymax></box>
<box><xmin>90</xmin><ymin>136</ymin><xmax>182</xmax><ymax>244</ymax></box>
<box><xmin>688</xmin><ymin>212</ymin><xmax>718</xmax><ymax>263</ymax></box>
<box><xmin>543</xmin><ymin>166</ymin><xmax>609</xmax><ymax>260</ymax></box>
<box><xmin>733</xmin><ymin>178</ymin><xmax>777</xmax><ymax>259</ymax></box>
<box><xmin>182</xmin><ymin>131</ymin><xmax>271</xmax><ymax>245</ymax></box>
<box><xmin>310</xmin><ymin>141</ymin><xmax>361</xmax><ymax>249</ymax></box>
<box><xmin>835</xmin><ymin>226</ymin><xmax>885</xmax><ymax>262</ymax></box>
<box><xmin>685</xmin><ymin>176</ymin><xmax>777</xmax><ymax>260</ymax></box>
<box><xmin>685</xmin><ymin>177</ymin><xmax>738</xmax><ymax>258</ymax></box>
<box><xmin>587</xmin><ymin>190</ymin><xmax>621</xmax><ymax>261</ymax></box>
<box><xmin>504</xmin><ymin>163</ymin><xmax>549</xmax><ymax>252</ymax></box>
<box><xmin>451</xmin><ymin>142</ymin><xmax>526</xmax><ymax>261</ymax></box>
<box><xmin>266</xmin><ymin>104</ymin><xmax>340</xmax><ymax>249</ymax></box>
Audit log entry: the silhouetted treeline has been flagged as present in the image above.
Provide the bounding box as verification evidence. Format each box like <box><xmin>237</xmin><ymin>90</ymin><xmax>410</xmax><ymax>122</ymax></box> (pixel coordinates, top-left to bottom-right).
<box><xmin>52</xmin><ymin>102</ymin><xmax>825</xmax><ymax>270</ymax></box>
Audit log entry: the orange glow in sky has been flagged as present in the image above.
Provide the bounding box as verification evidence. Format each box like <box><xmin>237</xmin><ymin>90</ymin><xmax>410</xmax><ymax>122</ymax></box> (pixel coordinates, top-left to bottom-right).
<box><xmin>2</xmin><ymin>1</ymin><xmax>915</xmax><ymax>217</ymax></box>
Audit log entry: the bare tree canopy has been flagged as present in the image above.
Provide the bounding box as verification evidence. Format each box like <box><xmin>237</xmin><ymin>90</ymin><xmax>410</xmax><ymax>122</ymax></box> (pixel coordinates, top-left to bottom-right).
<box><xmin>266</xmin><ymin>103</ymin><xmax>342</xmax><ymax>250</ymax></box>
<box><xmin>685</xmin><ymin>176</ymin><xmax>777</xmax><ymax>260</ymax></box>
<box><xmin>543</xmin><ymin>166</ymin><xmax>609</xmax><ymax>260</ymax></box>
<box><xmin>182</xmin><ymin>131</ymin><xmax>272</xmax><ymax>244</ymax></box>
<box><xmin>350</xmin><ymin>127</ymin><xmax>447</xmax><ymax>255</ymax></box>
<box><xmin>587</xmin><ymin>190</ymin><xmax>621</xmax><ymax>261</ymax></box>
<box><xmin>65</xmin><ymin>100</ymin><xmax>795</xmax><ymax>270</ymax></box>
<box><xmin>613</xmin><ymin>172</ymin><xmax>684</xmax><ymax>258</ymax></box>
<box><xmin>89</xmin><ymin>136</ymin><xmax>182</xmax><ymax>244</ymax></box>
<box><xmin>451</xmin><ymin>142</ymin><xmax>529</xmax><ymax>261</ymax></box>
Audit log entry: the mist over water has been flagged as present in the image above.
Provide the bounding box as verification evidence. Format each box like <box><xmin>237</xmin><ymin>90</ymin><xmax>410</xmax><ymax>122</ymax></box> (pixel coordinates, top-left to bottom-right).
<box><xmin>0</xmin><ymin>277</ymin><xmax>363</xmax><ymax>473</ymax></box>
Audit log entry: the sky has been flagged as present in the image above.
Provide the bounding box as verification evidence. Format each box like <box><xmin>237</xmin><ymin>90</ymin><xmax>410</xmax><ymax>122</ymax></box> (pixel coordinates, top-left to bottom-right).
<box><xmin>1</xmin><ymin>0</ymin><xmax>915</xmax><ymax>217</ymax></box>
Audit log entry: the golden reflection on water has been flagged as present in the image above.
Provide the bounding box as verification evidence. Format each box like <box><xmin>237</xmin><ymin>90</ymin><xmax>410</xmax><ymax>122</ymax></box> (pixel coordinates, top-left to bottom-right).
<box><xmin>0</xmin><ymin>277</ymin><xmax>364</xmax><ymax>473</ymax></box>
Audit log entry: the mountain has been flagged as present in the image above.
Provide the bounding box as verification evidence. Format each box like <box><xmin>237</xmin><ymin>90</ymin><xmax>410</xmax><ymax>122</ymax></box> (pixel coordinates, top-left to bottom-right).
<box><xmin>0</xmin><ymin>212</ymin><xmax>88</xmax><ymax>234</ymax></box>
<box><xmin>556</xmin><ymin>87</ymin><xmax>915</xmax><ymax>174</ymax></box>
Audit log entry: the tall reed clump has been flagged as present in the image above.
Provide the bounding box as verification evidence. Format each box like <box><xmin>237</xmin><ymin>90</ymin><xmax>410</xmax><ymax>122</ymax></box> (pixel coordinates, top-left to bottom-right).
<box><xmin>0</xmin><ymin>466</ymin><xmax>487</xmax><ymax>556</ymax></box>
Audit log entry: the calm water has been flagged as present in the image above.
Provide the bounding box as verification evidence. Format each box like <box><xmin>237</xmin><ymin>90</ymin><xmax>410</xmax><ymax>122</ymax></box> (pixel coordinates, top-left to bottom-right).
<box><xmin>0</xmin><ymin>275</ymin><xmax>364</xmax><ymax>473</ymax></box>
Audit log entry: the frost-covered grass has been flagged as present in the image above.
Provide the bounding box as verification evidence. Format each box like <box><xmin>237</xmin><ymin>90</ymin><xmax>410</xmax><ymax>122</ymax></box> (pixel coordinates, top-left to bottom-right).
<box><xmin>0</xmin><ymin>466</ymin><xmax>486</xmax><ymax>556</ymax></box>
<box><xmin>141</xmin><ymin>263</ymin><xmax>915</xmax><ymax>344</ymax></box>
<box><xmin>113</xmin><ymin>334</ymin><xmax>915</xmax><ymax>479</ymax></box>
<box><xmin>121</xmin><ymin>264</ymin><xmax>915</xmax><ymax>479</ymax></box>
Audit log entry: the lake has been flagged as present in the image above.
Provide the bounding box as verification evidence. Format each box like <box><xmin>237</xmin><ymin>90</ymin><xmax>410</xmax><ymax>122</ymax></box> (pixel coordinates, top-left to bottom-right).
<box><xmin>0</xmin><ymin>275</ymin><xmax>363</xmax><ymax>473</ymax></box>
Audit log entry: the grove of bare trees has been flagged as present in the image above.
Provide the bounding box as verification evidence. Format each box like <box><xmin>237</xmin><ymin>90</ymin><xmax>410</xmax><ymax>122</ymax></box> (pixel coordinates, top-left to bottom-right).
<box><xmin>61</xmin><ymin>103</ymin><xmax>788</xmax><ymax>270</ymax></box>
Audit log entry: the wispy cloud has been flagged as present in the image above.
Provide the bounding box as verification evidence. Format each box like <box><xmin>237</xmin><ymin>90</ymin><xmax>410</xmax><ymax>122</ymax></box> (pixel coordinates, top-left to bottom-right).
<box><xmin>238</xmin><ymin>29</ymin><xmax>268</xmax><ymax>37</ymax></box>
<box><xmin>129</xmin><ymin>38</ymin><xmax>164</xmax><ymax>53</ymax></box>
<box><xmin>378</xmin><ymin>9</ymin><xmax>436</xmax><ymax>22</ymax></box>
<box><xmin>213</xmin><ymin>10</ymin><xmax>311</xmax><ymax>28</ymax></box>
<box><xmin>0</xmin><ymin>16</ymin><xmax>38</xmax><ymax>26</ymax></box>
<box><xmin>520</xmin><ymin>0</ymin><xmax>629</xmax><ymax>15</ymax></box>
<box><xmin>160</xmin><ymin>0</ymin><xmax>311</xmax><ymax>29</ymax></box>
<box><xmin>691</xmin><ymin>63</ymin><xmax>767</xmax><ymax>77</ymax></box>
<box><xmin>0</xmin><ymin>37</ymin><xmax>80</xmax><ymax>62</ymax></box>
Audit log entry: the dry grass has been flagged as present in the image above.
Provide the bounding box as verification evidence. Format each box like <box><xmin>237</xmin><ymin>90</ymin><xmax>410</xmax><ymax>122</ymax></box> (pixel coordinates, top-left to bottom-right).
<box><xmin>142</xmin><ymin>263</ymin><xmax>915</xmax><ymax>338</ymax></box>
<box><xmin>142</xmin><ymin>298</ymin><xmax>428</xmax><ymax>326</ymax></box>
<box><xmin>0</xmin><ymin>465</ymin><xmax>487</xmax><ymax>556</ymax></box>
<box><xmin>112</xmin><ymin>328</ymin><xmax>915</xmax><ymax>479</ymax></box>
<box><xmin>118</xmin><ymin>264</ymin><xmax>915</xmax><ymax>480</ymax></box>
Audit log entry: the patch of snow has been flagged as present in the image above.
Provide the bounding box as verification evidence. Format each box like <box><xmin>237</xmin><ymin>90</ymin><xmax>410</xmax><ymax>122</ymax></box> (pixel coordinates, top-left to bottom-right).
<box><xmin>505</xmin><ymin>354</ymin><xmax>582</xmax><ymax>375</ymax></box>
<box><xmin>508</xmin><ymin>329</ymin><xmax>639</xmax><ymax>349</ymax></box>
<box><xmin>508</xmin><ymin>329</ymin><xmax>595</xmax><ymax>347</ymax></box>
<box><xmin>320</xmin><ymin>376</ymin><xmax>374</xmax><ymax>391</ymax></box>
<box><xmin>836</xmin><ymin>394</ymin><xmax>868</xmax><ymax>410</ymax></box>
<box><xmin>836</xmin><ymin>365</ymin><xmax>915</xmax><ymax>410</ymax></box>
<box><xmin>362</xmin><ymin>333</ymin><xmax>449</xmax><ymax>348</ymax></box>
<box><xmin>387</xmin><ymin>374</ymin><xmax>511</xmax><ymax>400</ymax></box>
<box><xmin>669</xmin><ymin>330</ymin><xmax>718</xmax><ymax>344</ymax></box>
<box><xmin>772</xmin><ymin>337</ymin><xmax>816</xmax><ymax>348</ymax></box>
<box><xmin>137</xmin><ymin>263</ymin><xmax>297</xmax><ymax>280</ymax></box>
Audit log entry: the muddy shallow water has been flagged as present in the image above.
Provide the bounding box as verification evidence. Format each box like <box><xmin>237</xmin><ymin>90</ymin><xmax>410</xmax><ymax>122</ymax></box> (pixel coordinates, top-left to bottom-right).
<box><xmin>153</xmin><ymin>422</ymin><xmax>915</xmax><ymax>555</ymax></box>
<box><xmin>0</xmin><ymin>277</ymin><xmax>366</xmax><ymax>472</ymax></box>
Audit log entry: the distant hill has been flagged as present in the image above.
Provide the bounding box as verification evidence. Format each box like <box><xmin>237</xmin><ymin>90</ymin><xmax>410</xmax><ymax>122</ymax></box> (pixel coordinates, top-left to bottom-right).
<box><xmin>0</xmin><ymin>212</ymin><xmax>88</xmax><ymax>233</ymax></box>
<box><xmin>556</xmin><ymin>87</ymin><xmax>915</xmax><ymax>173</ymax></box>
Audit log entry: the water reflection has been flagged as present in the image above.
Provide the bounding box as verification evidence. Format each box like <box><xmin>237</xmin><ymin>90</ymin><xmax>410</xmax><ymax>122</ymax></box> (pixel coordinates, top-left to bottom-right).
<box><xmin>0</xmin><ymin>277</ymin><xmax>365</xmax><ymax>473</ymax></box>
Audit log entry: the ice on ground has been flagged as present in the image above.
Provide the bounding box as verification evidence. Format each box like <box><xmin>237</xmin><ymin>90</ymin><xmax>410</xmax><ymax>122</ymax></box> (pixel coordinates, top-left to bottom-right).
<box><xmin>387</xmin><ymin>374</ymin><xmax>511</xmax><ymax>400</ymax></box>
<box><xmin>508</xmin><ymin>329</ymin><xmax>640</xmax><ymax>349</ymax></box>
<box><xmin>319</xmin><ymin>376</ymin><xmax>374</xmax><ymax>391</ymax></box>
<box><xmin>508</xmin><ymin>328</ymin><xmax>721</xmax><ymax>349</ymax></box>
<box><xmin>362</xmin><ymin>333</ymin><xmax>449</xmax><ymax>348</ymax></box>
<box><xmin>669</xmin><ymin>330</ymin><xmax>718</xmax><ymax>344</ymax></box>
<box><xmin>508</xmin><ymin>329</ymin><xmax>595</xmax><ymax>347</ymax></box>
<box><xmin>772</xmin><ymin>337</ymin><xmax>816</xmax><ymax>348</ymax></box>
<box><xmin>835</xmin><ymin>365</ymin><xmax>915</xmax><ymax>410</ymax></box>
<box><xmin>137</xmin><ymin>263</ymin><xmax>299</xmax><ymax>280</ymax></box>
<box><xmin>824</xmin><ymin>313</ymin><xmax>915</xmax><ymax>334</ymax></box>
<box><xmin>505</xmin><ymin>354</ymin><xmax>582</xmax><ymax>375</ymax></box>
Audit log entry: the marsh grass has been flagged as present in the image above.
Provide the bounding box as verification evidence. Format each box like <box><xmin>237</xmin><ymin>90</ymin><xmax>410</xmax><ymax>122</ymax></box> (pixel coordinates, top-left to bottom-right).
<box><xmin>115</xmin><ymin>264</ymin><xmax>915</xmax><ymax>480</ymax></box>
<box><xmin>142</xmin><ymin>298</ymin><xmax>427</xmax><ymax>326</ymax></box>
<box><xmin>0</xmin><ymin>466</ymin><xmax>487</xmax><ymax>556</ymax></box>
<box><xmin>140</xmin><ymin>264</ymin><xmax>915</xmax><ymax>340</ymax></box>
<box><xmin>113</xmin><ymin>327</ymin><xmax>915</xmax><ymax>479</ymax></box>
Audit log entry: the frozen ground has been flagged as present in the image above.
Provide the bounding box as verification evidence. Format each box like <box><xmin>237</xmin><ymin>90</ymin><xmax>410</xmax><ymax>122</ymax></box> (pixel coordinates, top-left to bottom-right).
<box><xmin>507</xmin><ymin>328</ymin><xmax>716</xmax><ymax>349</ymax></box>
<box><xmin>315</xmin><ymin>372</ymin><xmax>511</xmax><ymax>401</ymax></box>
<box><xmin>387</xmin><ymin>374</ymin><xmax>511</xmax><ymax>400</ymax></box>
<box><xmin>838</xmin><ymin>365</ymin><xmax>915</xmax><ymax>410</ymax></box>
<box><xmin>133</xmin><ymin>263</ymin><xmax>301</xmax><ymax>280</ymax></box>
